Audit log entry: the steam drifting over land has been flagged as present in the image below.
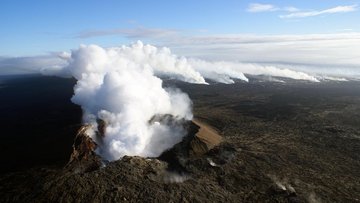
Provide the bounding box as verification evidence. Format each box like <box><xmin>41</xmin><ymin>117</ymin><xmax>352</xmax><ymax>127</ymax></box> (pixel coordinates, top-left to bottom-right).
<box><xmin>57</xmin><ymin>41</ymin><xmax>328</xmax><ymax>160</ymax></box>
<box><xmin>0</xmin><ymin>41</ymin><xmax>353</xmax><ymax>160</ymax></box>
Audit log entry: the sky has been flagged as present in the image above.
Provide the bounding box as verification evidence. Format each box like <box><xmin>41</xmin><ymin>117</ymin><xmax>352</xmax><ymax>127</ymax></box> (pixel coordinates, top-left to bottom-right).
<box><xmin>0</xmin><ymin>0</ymin><xmax>360</xmax><ymax>77</ymax></box>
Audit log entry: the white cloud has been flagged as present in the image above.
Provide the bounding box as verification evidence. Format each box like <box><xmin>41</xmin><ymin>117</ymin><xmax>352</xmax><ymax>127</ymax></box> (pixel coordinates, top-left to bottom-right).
<box><xmin>77</xmin><ymin>27</ymin><xmax>179</xmax><ymax>39</ymax></box>
<box><xmin>283</xmin><ymin>6</ymin><xmax>299</xmax><ymax>12</ymax></box>
<box><xmin>340</xmin><ymin>28</ymin><xmax>354</xmax><ymax>32</ymax></box>
<box><xmin>247</xmin><ymin>3</ymin><xmax>278</xmax><ymax>13</ymax></box>
<box><xmin>280</xmin><ymin>5</ymin><xmax>358</xmax><ymax>18</ymax></box>
<box><xmin>247</xmin><ymin>3</ymin><xmax>300</xmax><ymax>13</ymax></box>
<box><xmin>247</xmin><ymin>3</ymin><xmax>357</xmax><ymax>19</ymax></box>
<box><xmin>0</xmin><ymin>54</ymin><xmax>68</xmax><ymax>76</ymax></box>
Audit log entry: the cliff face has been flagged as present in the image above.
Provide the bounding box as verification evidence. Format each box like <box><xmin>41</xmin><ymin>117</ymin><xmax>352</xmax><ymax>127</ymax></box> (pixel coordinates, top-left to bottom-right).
<box><xmin>190</xmin><ymin>119</ymin><xmax>222</xmax><ymax>156</ymax></box>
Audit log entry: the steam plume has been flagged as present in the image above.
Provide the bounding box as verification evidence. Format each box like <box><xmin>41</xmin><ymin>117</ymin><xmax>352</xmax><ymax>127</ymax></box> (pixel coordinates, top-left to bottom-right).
<box><xmin>55</xmin><ymin>41</ymin><xmax>327</xmax><ymax>160</ymax></box>
<box><xmin>189</xmin><ymin>59</ymin><xmax>319</xmax><ymax>83</ymax></box>
<box><xmin>0</xmin><ymin>41</ymin><xmax>330</xmax><ymax>160</ymax></box>
<box><xmin>63</xmin><ymin>41</ymin><xmax>208</xmax><ymax>160</ymax></box>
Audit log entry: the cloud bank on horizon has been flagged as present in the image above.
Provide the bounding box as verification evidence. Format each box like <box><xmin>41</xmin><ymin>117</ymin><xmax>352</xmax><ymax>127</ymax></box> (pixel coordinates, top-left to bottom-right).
<box><xmin>0</xmin><ymin>41</ymin><xmax>326</xmax><ymax>82</ymax></box>
<box><xmin>2</xmin><ymin>31</ymin><xmax>358</xmax><ymax>81</ymax></box>
<box><xmin>171</xmin><ymin>32</ymin><xmax>360</xmax><ymax>79</ymax></box>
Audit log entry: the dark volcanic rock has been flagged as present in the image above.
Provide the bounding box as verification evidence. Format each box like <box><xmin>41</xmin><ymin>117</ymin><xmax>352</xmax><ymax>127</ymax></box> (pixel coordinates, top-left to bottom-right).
<box><xmin>1</xmin><ymin>78</ymin><xmax>360</xmax><ymax>202</ymax></box>
<box><xmin>0</xmin><ymin>135</ymin><xmax>233</xmax><ymax>203</ymax></box>
<box><xmin>65</xmin><ymin>117</ymin><xmax>223</xmax><ymax>175</ymax></box>
<box><xmin>159</xmin><ymin>119</ymin><xmax>223</xmax><ymax>172</ymax></box>
<box><xmin>65</xmin><ymin>125</ymin><xmax>102</xmax><ymax>173</ymax></box>
<box><xmin>96</xmin><ymin>119</ymin><xmax>106</xmax><ymax>137</ymax></box>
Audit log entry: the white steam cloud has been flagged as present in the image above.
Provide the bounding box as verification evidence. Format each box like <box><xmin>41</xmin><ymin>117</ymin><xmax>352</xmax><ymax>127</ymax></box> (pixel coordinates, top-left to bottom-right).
<box><xmin>63</xmin><ymin>41</ymin><xmax>205</xmax><ymax>160</ymax></box>
<box><xmin>0</xmin><ymin>41</ymin><xmax>342</xmax><ymax>160</ymax></box>
<box><xmin>61</xmin><ymin>41</ymin><xmax>322</xmax><ymax>160</ymax></box>
<box><xmin>189</xmin><ymin>59</ymin><xmax>319</xmax><ymax>83</ymax></box>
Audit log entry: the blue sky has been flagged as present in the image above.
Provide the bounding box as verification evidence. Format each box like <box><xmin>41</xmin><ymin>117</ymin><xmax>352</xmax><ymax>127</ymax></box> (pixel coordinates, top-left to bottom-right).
<box><xmin>1</xmin><ymin>0</ymin><xmax>359</xmax><ymax>56</ymax></box>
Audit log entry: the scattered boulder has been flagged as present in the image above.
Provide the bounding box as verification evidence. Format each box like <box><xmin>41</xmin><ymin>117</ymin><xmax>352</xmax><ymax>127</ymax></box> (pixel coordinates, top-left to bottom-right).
<box><xmin>267</xmin><ymin>183</ymin><xmax>301</xmax><ymax>203</ymax></box>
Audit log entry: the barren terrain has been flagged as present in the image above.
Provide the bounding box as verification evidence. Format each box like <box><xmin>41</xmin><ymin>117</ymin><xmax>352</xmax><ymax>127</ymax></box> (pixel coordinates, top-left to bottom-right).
<box><xmin>0</xmin><ymin>75</ymin><xmax>359</xmax><ymax>202</ymax></box>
